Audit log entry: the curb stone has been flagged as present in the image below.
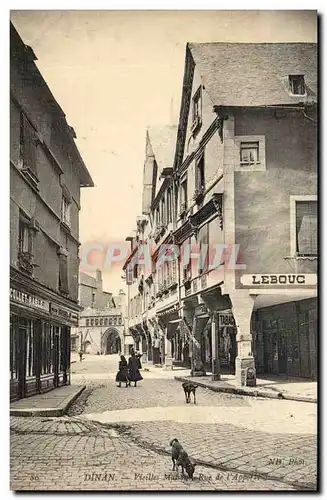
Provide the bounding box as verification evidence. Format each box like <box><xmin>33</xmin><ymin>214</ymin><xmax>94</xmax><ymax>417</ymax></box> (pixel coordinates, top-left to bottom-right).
<box><xmin>174</xmin><ymin>376</ymin><xmax>317</xmax><ymax>404</ymax></box>
<box><xmin>94</xmin><ymin>422</ymin><xmax>315</xmax><ymax>491</ymax></box>
<box><xmin>10</xmin><ymin>385</ymin><xmax>86</xmax><ymax>417</ymax></box>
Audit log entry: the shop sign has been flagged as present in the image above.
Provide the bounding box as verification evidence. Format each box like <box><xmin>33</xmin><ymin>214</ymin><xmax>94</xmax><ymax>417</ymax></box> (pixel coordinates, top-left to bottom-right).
<box><xmin>10</xmin><ymin>287</ymin><xmax>50</xmax><ymax>312</ymax></box>
<box><xmin>50</xmin><ymin>304</ymin><xmax>79</xmax><ymax>324</ymax></box>
<box><xmin>218</xmin><ymin>312</ymin><xmax>235</xmax><ymax>327</ymax></box>
<box><xmin>240</xmin><ymin>274</ymin><xmax>317</xmax><ymax>286</ymax></box>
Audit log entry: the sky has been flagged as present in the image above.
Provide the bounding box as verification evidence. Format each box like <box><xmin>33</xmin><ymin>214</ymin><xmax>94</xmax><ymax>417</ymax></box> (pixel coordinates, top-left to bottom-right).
<box><xmin>10</xmin><ymin>10</ymin><xmax>317</xmax><ymax>294</ymax></box>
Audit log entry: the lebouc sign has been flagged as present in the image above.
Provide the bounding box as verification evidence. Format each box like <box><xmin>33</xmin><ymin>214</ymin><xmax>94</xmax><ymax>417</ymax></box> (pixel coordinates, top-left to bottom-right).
<box><xmin>240</xmin><ymin>274</ymin><xmax>317</xmax><ymax>286</ymax></box>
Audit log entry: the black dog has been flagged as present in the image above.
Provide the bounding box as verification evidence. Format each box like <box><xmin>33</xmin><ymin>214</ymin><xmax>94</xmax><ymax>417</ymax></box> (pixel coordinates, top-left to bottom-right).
<box><xmin>170</xmin><ymin>438</ymin><xmax>195</xmax><ymax>479</ymax></box>
<box><xmin>182</xmin><ymin>382</ymin><xmax>198</xmax><ymax>404</ymax></box>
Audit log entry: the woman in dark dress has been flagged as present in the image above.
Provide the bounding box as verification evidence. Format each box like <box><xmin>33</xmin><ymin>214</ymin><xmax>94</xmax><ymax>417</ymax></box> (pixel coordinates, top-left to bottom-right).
<box><xmin>115</xmin><ymin>355</ymin><xmax>129</xmax><ymax>387</ymax></box>
<box><xmin>136</xmin><ymin>352</ymin><xmax>142</xmax><ymax>370</ymax></box>
<box><xmin>128</xmin><ymin>352</ymin><xmax>143</xmax><ymax>387</ymax></box>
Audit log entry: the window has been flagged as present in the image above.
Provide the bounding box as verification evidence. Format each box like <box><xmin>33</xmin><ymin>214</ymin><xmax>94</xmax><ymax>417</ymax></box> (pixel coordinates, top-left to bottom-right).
<box><xmin>156</xmin><ymin>207</ymin><xmax>160</xmax><ymax>227</ymax></box>
<box><xmin>289</xmin><ymin>75</ymin><xmax>305</xmax><ymax>96</ymax></box>
<box><xmin>95</xmin><ymin>319</ymin><xmax>99</xmax><ymax>326</ymax></box>
<box><xmin>18</xmin><ymin>214</ymin><xmax>36</xmax><ymax>274</ymax></box>
<box><xmin>20</xmin><ymin>113</ymin><xmax>39</xmax><ymax>183</ymax></box>
<box><xmin>161</xmin><ymin>197</ymin><xmax>166</xmax><ymax>226</ymax></box>
<box><xmin>58</xmin><ymin>249</ymin><xmax>69</xmax><ymax>295</ymax></box>
<box><xmin>167</xmin><ymin>187</ymin><xmax>173</xmax><ymax>223</ymax></box>
<box><xmin>180</xmin><ymin>178</ymin><xmax>188</xmax><ymax>211</ymax></box>
<box><xmin>290</xmin><ymin>196</ymin><xmax>317</xmax><ymax>258</ymax></box>
<box><xmin>42</xmin><ymin>323</ymin><xmax>54</xmax><ymax>376</ymax></box>
<box><xmin>25</xmin><ymin>320</ymin><xmax>35</xmax><ymax>378</ymax></box>
<box><xmin>295</xmin><ymin>201</ymin><xmax>317</xmax><ymax>256</ymax></box>
<box><xmin>126</xmin><ymin>265</ymin><xmax>133</xmax><ymax>285</ymax></box>
<box><xmin>90</xmin><ymin>318</ymin><xmax>94</xmax><ymax>326</ymax></box>
<box><xmin>192</xmin><ymin>87</ymin><xmax>202</xmax><ymax>127</ymax></box>
<box><xmin>235</xmin><ymin>136</ymin><xmax>266</xmax><ymax>172</ymax></box>
<box><xmin>100</xmin><ymin>318</ymin><xmax>103</xmax><ymax>326</ymax></box>
<box><xmin>195</xmin><ymin>153</ymin><xmax>205</xmax><ymax>191</ymax></box>
<box><xmin>104</xmin><ymin>318</ymin><xmax>108</xmax><ymax>326</ymax></box>
<box><xmin>61</xmin><ymin>196</ymin><xmax>71</xmax><ymax>227</ymax></box>
<box><xmin>10</xmin><ymin>315</ymin><xmax>18</xmax><ymax>380</ymax></box>
<box><xmin>182</xmin><ymin>237</ymin><xmax>192</xmax><ymax>280</ymax></box>
<box><xmin>86</xmin><ymin>319</ymin><xmax>90</xmax><ymax>326</ymax></box>
<box><xmin>240</xmin><ymin>142</ymin><xmax>259</xmax><ymax>165</ymax></box>
<box><xmin>133</xmin><ymin>263</ymin><xmax>138</xmax><ymax>279</ymax></box>
<box><xmin>198</xmin><ymin>223</ymin><xmax>209</xmax><ymax>274</ymax></box>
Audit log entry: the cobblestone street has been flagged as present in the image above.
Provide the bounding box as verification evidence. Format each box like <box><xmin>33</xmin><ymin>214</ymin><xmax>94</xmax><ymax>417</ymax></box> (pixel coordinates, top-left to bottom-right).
<box><xmin>10</xmin><ymin>354</ymin><xmax>317</xmax><ymax>491</ymax></box>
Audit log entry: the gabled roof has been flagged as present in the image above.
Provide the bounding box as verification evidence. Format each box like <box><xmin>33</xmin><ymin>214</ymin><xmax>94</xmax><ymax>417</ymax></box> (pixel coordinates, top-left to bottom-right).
<box><xmin>147</xmin><ymin>125</ymin><xmax>177</xmax><ymax>172</ymax></box>
<box><xmin>10</xmin><ymin>22</ymin><xmax>94</xmax><ymax>188</ymax></box>
<box><xmin>79</xmin><ymin>272</ymin><xmax>97</xmax><ymax>288</ymax></box>
<box><xmin>188</xmin><ymin>42</ymin><xmax>317</xmax><ymax>107</ymax></box>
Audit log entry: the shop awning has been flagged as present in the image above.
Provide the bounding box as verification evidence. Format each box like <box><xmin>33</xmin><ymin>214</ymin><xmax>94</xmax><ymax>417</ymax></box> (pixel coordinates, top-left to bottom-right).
<box><xmin>156</xmin><ymin>302</ymin><xmax>181</xmax><ymax>317</ymax></box>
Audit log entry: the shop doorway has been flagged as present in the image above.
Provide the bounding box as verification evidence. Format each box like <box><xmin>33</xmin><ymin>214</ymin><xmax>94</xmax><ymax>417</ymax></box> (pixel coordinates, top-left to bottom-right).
<box><xmin>263</xmin><ymin>319</ymin><xmax>288</xmax><ymax>375</ymax></box>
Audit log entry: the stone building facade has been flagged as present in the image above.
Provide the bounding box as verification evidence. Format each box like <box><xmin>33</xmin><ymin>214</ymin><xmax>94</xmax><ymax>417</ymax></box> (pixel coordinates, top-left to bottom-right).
<box><xmin>124</xmin><ymin>42</ymin><xmax>317</xmax><ymax>384</ymax></box>
<box><xmin>10</xmin><ymin>23</ymin><xmax>94</xmax><ymax>400</ymax></box>
<box><xmin>71</xmin><ymin>271</ymin><xmax>126</xmax><ymax>355</ymax></box>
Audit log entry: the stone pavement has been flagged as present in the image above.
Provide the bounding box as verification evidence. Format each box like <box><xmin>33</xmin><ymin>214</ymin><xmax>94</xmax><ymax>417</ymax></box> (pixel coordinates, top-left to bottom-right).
<box><xmin>10</xmin><ymin>384</ymin><xmax>86</xmax><ymax>417</ymax></box>
<box><xmin>10</xmin><ymin>416</ymin><xmax>293</xmax><ymax>491</ymax></box>
<box><xmin>10</xmin><ymin>354</ymin><xmax>317</xmax><ymax>491</ymax></box>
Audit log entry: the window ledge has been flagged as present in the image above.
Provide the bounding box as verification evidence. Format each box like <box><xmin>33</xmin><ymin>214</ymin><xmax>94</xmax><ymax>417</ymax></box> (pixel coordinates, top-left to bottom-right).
<box><xmin>240</xmin><ymin>161</ymin><xmax>261</xmax><ymax>166</ymax></box>
<box><xmin>284</xmin><ymin>256</ymin><xmax>318</xmax><ymax>261</ymax></box>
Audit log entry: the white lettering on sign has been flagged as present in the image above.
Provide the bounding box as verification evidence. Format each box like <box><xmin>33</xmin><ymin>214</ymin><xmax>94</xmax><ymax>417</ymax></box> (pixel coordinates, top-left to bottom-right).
<box><xmin>218</xmin><ymin>313</ymin><xmax>235</xmax><ymax>327</ymax></box>
<box><xmin>240</xmin><ymin>274</ymin><xmax>317</xmax><ymax>286</ymax></box>
<box><xmin>10</xmin><ymin>288</ymin><xmax>50</xmax><ymax>312</ymax></box>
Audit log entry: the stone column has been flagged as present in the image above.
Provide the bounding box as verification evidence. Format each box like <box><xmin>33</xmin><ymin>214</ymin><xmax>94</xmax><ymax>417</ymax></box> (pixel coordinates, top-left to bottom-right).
<box><xmin>164</xmin><ymin>327</ymin><xmax>173</xmax><ymax>370</ymax></box>
<box><xmin>211</xmin><ymin>316</ymin><xmax>221</xmax><ymax>381</ymax></box>
<box><xmin>191</xmin><ymin>316</ymin><xmax>206</xmax><ymax>376</ymax></box>
<box><xmin>230</xmin><ymin>291</ymin><xmax>256</xmax><ymax>387</ymax></box>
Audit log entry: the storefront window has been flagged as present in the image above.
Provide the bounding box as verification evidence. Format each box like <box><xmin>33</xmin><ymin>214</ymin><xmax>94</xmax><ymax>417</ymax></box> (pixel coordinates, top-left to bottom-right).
<box><xmin>60</xmin><ymin>327</ymin><xmax>64</xmax><ymax>373</ymax></box>
<box><xmin>25</xmin><ymin>319</ymin><xmax>36</xmax><ymax>377</ymax></box>
<box><xmin>40</xmin><ymin>323</ymin><xmax>48</xmax><ymax>375</ymax></box>
<box><xmin>10</xmin><ymin>315</ymin><xmax>18</xmax><ymax>380</ymax></box>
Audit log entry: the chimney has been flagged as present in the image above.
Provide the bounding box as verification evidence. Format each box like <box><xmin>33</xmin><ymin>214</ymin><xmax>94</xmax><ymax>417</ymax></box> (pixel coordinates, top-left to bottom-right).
<box><xmin>96</xmin><ymin>269</ymin><xmax>102</xmax><ymax>283</ymax></box>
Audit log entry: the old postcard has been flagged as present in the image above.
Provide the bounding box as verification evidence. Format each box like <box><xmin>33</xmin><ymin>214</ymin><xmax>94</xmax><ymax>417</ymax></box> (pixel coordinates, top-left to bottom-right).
<box><xmin>9</xmin><ymin>9</ymin><xmax>318</xmax><ymax>492</ymax></box>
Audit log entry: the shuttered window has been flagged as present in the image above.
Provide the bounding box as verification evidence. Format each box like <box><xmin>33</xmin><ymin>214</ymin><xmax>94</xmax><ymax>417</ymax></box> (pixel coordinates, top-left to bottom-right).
<box><xmin>20</xmin><ymin>114</ymin><xmax>38</xmax><ymax>180</ymax></box>
<box><xmin>198</xmin><ymin>223</ymin><xmax>209</xmax><ymax>274</ymax></box>
<box><xmin>126</xmin><ymin>265</ymin><xmax>133</xmax><ymax>284</ymax></box>
<box><xmin>296</xmin><ymin>201</ymin><xmax>317</xmax><ymax>256</ymax></box>
<box><xmin>195</xmin><ymin>153</ymin><xmax>205</xmax><ymax>191</ymax></box>
<box><xmin>59</xmin><ymin>254</ymin><xmax>69</xmax><ymax>294</ymax></box>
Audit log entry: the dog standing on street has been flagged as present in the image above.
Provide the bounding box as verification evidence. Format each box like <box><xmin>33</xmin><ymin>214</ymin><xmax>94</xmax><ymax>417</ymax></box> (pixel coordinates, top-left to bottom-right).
<box><xmin>169</xmin><ymin>438</ymin><xmax>195</xmax><ymax>479</ymax></box>
<box><xmin>182</xmin><ymin>382</ymin><xmax>198</xmax><ymax>404</ymax></box>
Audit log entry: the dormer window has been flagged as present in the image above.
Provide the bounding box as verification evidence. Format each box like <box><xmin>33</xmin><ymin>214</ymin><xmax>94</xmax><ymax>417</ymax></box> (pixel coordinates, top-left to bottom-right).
<box><xmin>289</xmin><ymin>75</ymin><xmax>305</xmax><ymax>95</ymax></box>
